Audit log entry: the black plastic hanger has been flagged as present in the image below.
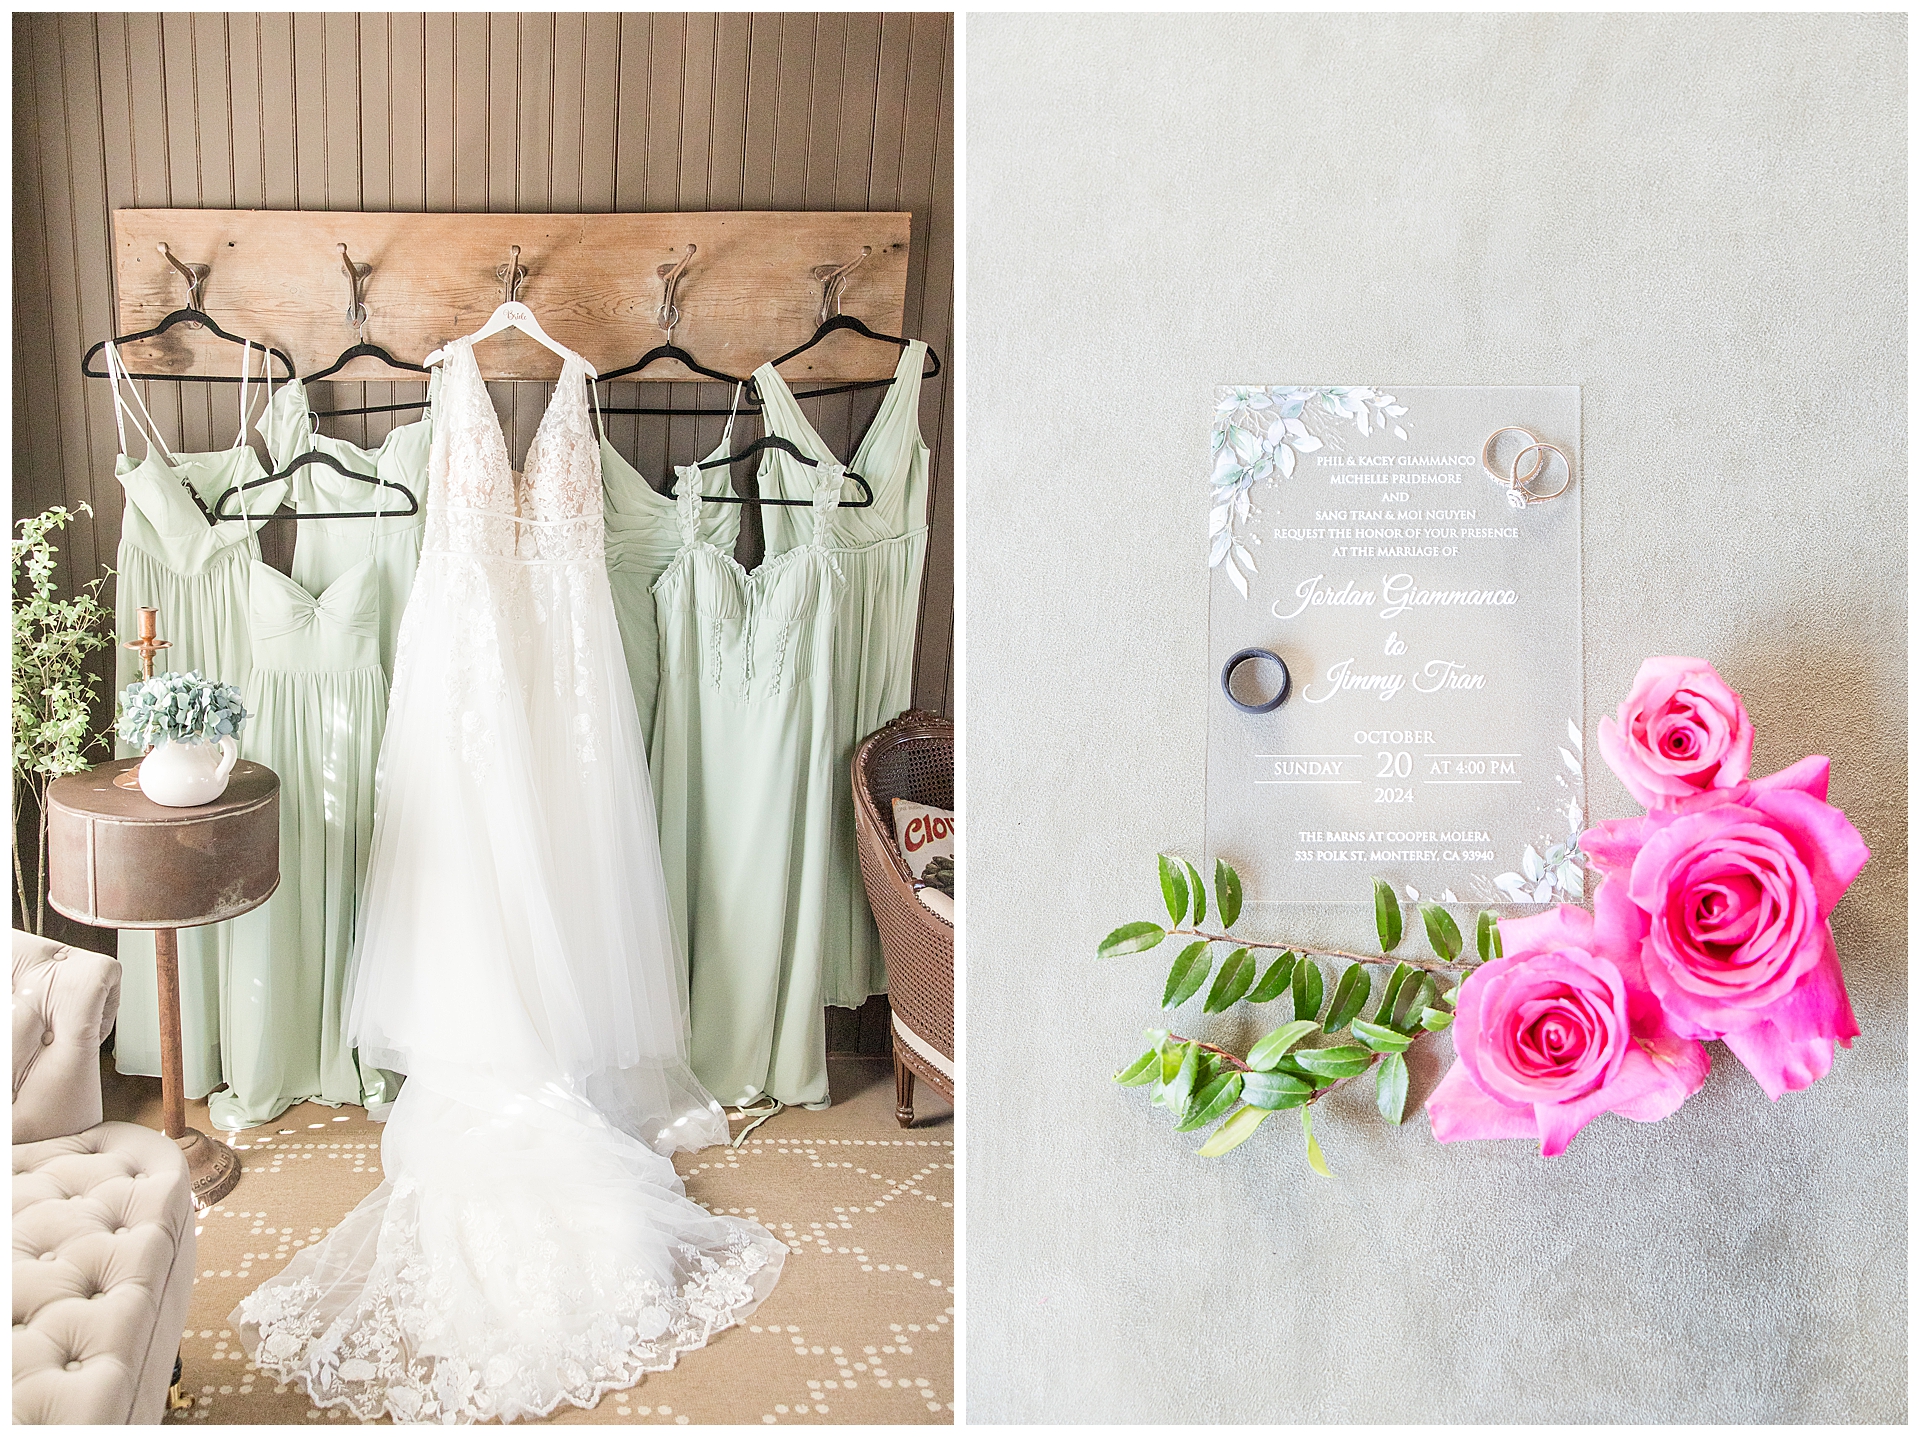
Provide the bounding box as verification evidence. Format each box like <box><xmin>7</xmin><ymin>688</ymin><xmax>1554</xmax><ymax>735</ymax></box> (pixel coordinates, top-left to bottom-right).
<box><xmin>747</xmin><ymin>316</ymin><xmax>940</xmax><ymax>406</ymax></box>
<box><xmin>663</xmin><ymin>434</ymin><xmax>873</xmax><ymax>509</ymax></box>
<box><xmin>301</xmin><ymin>341</ymin><xmax>436</xmax><ymax>420</ymax></box>
<box><xmin>599</xmin><ymin>341</ymin><xmax>748</xmax><ymax>387</ymax></box>
<box><xmin>594</xmin><ymin>341</ymin><xmax>759</xmax><ymax>415</ymax></box>
<box><xmin>304</xmin><ymin>340</ymin><xmax>433</xmax><ymax>384</ymax></box>
<box><xmin>596</xmin><ymin>394</ymin><xmax>765</xmax><ymax>417</ymax></box>
<box><xmin>310</xmin><ymin>398</ymin><xmax>434</xmax><ymax>419</ymax></box>
<box><xmin>211</xmin><ymin>448</ymin><xmax>419</xmax><ymax>522</ymax></box>
<box><xmin>82</xmin><ymin>310</ymin><xmax>295</xmax><ymax>383</ymax></box>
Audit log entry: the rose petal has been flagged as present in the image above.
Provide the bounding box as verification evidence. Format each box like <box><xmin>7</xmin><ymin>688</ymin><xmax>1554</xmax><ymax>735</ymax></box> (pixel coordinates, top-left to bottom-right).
<box><xmin>1713</xmin><ymin>922</ymin><xmax>1859</xmax><ymax>1056</ymax></box>
<box><xmin>1580</xmin><ymin>816</ymin><xmax>1651</xmax><ymax>876</ymax></box>
<box><xmin>1427</xmin><ymin>1060</ymin><xmax>1539</xmax><ymax>1143</ymax></box>
<box><xmin>1496</xmin><ymin>903</ymin><xmax>1594</xmax><ymax>956</ymax></box>
<box><xmin>1531</xmin><ymin>1081</ymin><xmax>1620</xmax><ymax>1156</ymax></box>
<box><xmin>1747</xmin><ymin>754</ymin><xmax>1831</xmax><ymax>803</ymax></box>
<box><xmin>1719</xmin><ymin>1021</ymin><xmax>1838</xmax><ymax>1101</ymax></box>
<box><xmin>1590</xmin><ymin>871</ymin><xmax>1651</xmax><ymax>978</ymax></box>
<box><xmin>1743</xmin><ymin>789</ymin><xmax>1870</xmax><ymax>915</ymax></box>
<box><xmin>1609</xmin><ymin>1034</ymin><xmax>1712</xmax><ymax>1122</ymax></box>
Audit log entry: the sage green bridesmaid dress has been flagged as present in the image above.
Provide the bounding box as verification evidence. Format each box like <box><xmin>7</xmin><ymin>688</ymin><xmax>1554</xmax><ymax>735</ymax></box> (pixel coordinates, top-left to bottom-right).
<box><xmin>598</xmin><ymin>389</ymin><xmax>742</xmax><ymax>757</ymax></box>
<box><xmin>259</xmin><ymin>377</ymin><xmax>435</xmax><ymax>681</ymax></box>
<box><xmin>653</xmin><ymin>465</ymin><xmax>847</xmax><ymax>1109</ymax></box>
<box><xmin>209</xmin><ymin>558</ymin><xmax>394</xmax><ymax>1131</ymax></box>
<box><xmin>753</xmin><ymin>342</ymin><xmax>931</xmax><ymax>1009</ymax></box>
<box><xmin>104</xmin><ymin>342</ymin><xmax>284</xmax><ymax>1099</ymax></box>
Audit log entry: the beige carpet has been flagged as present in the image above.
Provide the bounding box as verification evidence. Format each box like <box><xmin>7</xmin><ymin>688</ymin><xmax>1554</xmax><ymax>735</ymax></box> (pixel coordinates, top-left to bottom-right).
<box><xmin>100</xmin><ymin>1055</ymin><xmax>953</xmax><ymax>1426</ymax></box>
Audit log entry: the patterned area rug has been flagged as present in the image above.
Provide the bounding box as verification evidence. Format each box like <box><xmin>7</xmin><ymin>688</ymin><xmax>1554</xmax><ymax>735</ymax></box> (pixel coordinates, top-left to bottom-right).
<box><xmin>100</xmin><ymin>1055</ymin><xmax>953</xmax><ymax>1426</ymax></box>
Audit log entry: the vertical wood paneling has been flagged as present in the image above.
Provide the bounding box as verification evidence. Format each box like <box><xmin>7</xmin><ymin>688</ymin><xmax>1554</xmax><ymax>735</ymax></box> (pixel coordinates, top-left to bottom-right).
<box><xmin>771</xmin><ymin>16</ymin><xmax>815</xmax><ymax>211</ymax></box>
<box><xmin>59</xmin><ymin>12</ymin><xmax>118</xmax><ymax>591</ymax></box>
<box><xmin>678</xmin><ymin>15</ymin><xmax>716</xmax><ymax>212</ymax></box>
<box><xmin>229</xmin><ymin>14</ymin><xmax>264</xmax><ymax>210</ymax></box>
<box><xmin>710</xmin><ymin>16</ymin><xmax>752</xmax><ymax>210</ymax></box>
<box><xmin>645</xmin><ymin>14</ymin><xmax>685</xmax><ymax>213</ymax></box>
<box><xmin>16</xmin><ymin>19</ymin><xmax>60</xmax><ymax>533</ymax></box>
<box><xmin>389</xmin><ymin>16</ymin><xmax>426</xmax><ymax>213</ymax></box>
<box><xmin>191</xmin><ymin>16</ymin><xmax>234</xmax><ymax>209</ymax></box>
<box><xmin>579</xmin><ymin>15</ymin><xmax>620</xmax><ymax>211</ymax></box>
<box><xmin>452</xmin><ymin>14</ymin><xmax>488</xmax><ymax>211</ymax></box>
<box><xmin>549</xmin><ymin>15</ymin><xmax>585</xmax><ymax>213</ymax></box>
<box><xmin>31</xmin><ymin>16</ymin><xmax>89</xmax><ymax>572</ymax></box>
<box><xmin>258</xmin><ymin>17</ymin><xmax>296</xmax><ymax>208</ymax></box>
<box><xmin>423</xmin><ymin>14</ymin><xmax>454</xmax><ymax>208</ymax></box>
<box><xmin>358</xmin><ymin>16</ymin><xmax>395</xmax><ymax>448</ymax></box>
<box><xmin>13</xmin><ymin>9</ymin><xmax>954</xmax><ymax>740</ymax></box>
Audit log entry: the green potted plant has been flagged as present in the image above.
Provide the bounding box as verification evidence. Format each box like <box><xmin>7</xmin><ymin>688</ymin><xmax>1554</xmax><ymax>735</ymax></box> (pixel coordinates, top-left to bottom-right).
<box><xmin>11</xmin><ymin>504</ymin><xmax>115</xmax><ymax>933</ymax></box>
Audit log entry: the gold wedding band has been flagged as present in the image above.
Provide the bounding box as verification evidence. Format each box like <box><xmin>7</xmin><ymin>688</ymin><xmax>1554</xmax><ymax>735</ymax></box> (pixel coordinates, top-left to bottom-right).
<box><xmin>1481</xmin><ymin>426</ymin><xmax>1543</xmax><ymax>488</ymax></box>
<box><xmin>1509</xmin><ymin>442</ymin><xmax>1572</xmax><ymax>504</ymax></box>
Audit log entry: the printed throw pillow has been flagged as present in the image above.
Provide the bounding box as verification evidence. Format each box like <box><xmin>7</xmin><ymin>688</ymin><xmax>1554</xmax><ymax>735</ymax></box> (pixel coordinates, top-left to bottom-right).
<box><xmin>921</xmin><ymin>854</ymin><xmax>955</xmax><ymax>899</ymax></box>
<box><xmin>891</xmin><ymin>798</ymin><xmax>956</xmax><ymax>889</ymax></box>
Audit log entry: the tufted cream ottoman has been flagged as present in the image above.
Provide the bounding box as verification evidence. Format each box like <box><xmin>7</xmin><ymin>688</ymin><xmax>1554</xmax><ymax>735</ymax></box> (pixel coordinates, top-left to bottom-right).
<box><xmin>13</xmin><ymin>932</ymin><xmax>196</xmax><ymax>1424</ymax></box>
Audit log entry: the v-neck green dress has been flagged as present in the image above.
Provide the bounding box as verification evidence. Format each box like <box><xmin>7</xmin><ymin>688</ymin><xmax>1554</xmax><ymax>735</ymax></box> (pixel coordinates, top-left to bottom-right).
<box><xmin>652</xmin><ymin>467</ymin><xmax>847</xmax><ymax>1109</ymax></box>
<box><xmin>753</xmin><ymin>343</ymin><xmax>932</xmax><ymax>1009</ymax></box>
<box><xmin>104</xmin><ymin>343</ymin><xmax>285</xmax><ymax>1100</ymax></box>
<box><xmin>598</xmin><ymin>396</ymin><xmax>744</xmax><ymax>759</ymax></box>
<box><xmin>208</xmin><ymin>558</ymin><xmax>394</xmax><ymax>1131</ymax></box>
<box><xmin>259</xmin><ymin>377</ymin><xmax>434</xmax><ymax>682</ymax></box>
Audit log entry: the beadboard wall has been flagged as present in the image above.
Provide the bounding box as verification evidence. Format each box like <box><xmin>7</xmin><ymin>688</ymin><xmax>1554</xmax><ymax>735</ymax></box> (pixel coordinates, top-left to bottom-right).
<box><xmin>12</xmin><ymin>14</ymin><xmax>952</xmax><ymax>1053</ymax></box>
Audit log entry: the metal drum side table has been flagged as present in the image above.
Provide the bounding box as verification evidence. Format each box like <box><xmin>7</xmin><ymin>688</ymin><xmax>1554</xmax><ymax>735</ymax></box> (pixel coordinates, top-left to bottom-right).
<box><xmin>45</xmin><ymin>757</ymin><xmax>280</xmax><ymax>1210</ymax></box>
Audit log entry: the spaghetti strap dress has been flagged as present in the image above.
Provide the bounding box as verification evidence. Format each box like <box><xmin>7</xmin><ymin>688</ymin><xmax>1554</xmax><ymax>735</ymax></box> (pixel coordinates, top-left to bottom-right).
<box><xmin>753</xmin><ymin>341</ymin><xmax>932</xmax><ymax>1009</ymax></box>
<box><xmin>652</xmin><ymin>463</ymin><xmax>848</xmax><ymax>1109</ymax></box>
<box><xmin>208</xmin><ymin>554</ymin><xmax>395</xmax><ymax>1132</ymax></box>
<box><xmin>258</xmin><ymin>376</ymin><xmax>436</xmax><ymax>682</ymax></box>
<box><xmin>105</xmin><ymin>342</ymin><xmax>285</xmax><ymax>1100</ymax></box>
<box><xmin>598</xmin><ymin>389</ymin><xmax>744</xmax><ymax>758</ymax></box>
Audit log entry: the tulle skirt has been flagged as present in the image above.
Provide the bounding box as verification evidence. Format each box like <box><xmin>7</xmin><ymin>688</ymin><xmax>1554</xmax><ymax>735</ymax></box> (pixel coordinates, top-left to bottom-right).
<box><xmin>345</xmin><ymin>545</ymin><xmax>723</xmax><ymax>1149</ymax></box>
<box><xmin>236</xmin><ymin>542</ymin><xmax>783</xmax><ymax>1422</ymax></box>
<box><xmin>235</xmin><ymin>1078</ymin><xmax>783</xmax><ymax>1423</ymax></box>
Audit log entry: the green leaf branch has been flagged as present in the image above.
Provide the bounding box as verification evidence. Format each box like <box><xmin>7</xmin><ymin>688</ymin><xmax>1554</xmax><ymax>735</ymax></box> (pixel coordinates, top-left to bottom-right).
<box><xmin>1103</xmin><ymin>855</ymin><xmax>1495</xmax><ymax>1175</ymax></box>
<box><xmin>11</xmin><ymin>506</ymin><xmax>114</xmax><ymax>934</ymax></box>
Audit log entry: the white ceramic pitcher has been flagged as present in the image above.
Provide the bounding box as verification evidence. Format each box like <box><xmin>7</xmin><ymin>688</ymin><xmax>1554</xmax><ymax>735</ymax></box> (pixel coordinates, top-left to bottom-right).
<box><xmin>137</xmin><ymin>736</ymin><xmax>240</xmax><ymax>807</ymax></box>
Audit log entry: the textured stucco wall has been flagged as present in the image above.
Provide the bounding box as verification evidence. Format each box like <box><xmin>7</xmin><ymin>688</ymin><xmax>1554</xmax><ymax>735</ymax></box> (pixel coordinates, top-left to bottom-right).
<box><xmin>964</xmin><ymin>13</ymin><xmax>1905</xmax><ymax>1423</ymax></box>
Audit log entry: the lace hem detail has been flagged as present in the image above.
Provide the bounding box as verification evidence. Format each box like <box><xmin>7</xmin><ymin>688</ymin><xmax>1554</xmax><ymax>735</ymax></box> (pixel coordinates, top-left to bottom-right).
<box><xmin>239</xmin><ymin>1222</ymin><xmax>782</xmax><ymax>1425</ymax></box>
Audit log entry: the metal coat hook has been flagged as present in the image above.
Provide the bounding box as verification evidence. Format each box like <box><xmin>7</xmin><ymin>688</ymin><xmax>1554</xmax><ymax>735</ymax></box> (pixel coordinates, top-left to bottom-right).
<box><xmin>656</xmin><ymin>244</ymin><xmax>696</xmax><ymax>337</ymax></box>
<box><xmin>156</xmin><ymin>242</ymin><xmax>210</xmax><ymax>327</ymax></box>
<box><xmin>337</xmin><ymin>243</ymin><xmax>372</xmax><ymax>329</ymax></box>
<box><xmin>812</xmin><ymin>246</ymin><xmax>871</xmax><ymax>326</ymax></box>
<box><xmin>495</xmin><ymin>245</ymin><xmax>528</xmax><ymax>305</ymax></box>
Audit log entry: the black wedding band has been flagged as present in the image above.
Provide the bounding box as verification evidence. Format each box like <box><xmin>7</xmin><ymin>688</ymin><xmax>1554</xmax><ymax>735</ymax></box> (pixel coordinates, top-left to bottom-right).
<box><xmin>1222</xmin><ymin>647</ymin><xmax>1290</xmax><ymax>713</ymax></box>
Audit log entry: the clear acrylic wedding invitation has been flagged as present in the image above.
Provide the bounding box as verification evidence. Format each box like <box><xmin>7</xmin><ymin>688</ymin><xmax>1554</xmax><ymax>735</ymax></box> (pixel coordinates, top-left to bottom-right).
<box><xmin>1206</xmin><ymin>386</ymin><xmax>1583</xmax><ymax>907</ymax></box>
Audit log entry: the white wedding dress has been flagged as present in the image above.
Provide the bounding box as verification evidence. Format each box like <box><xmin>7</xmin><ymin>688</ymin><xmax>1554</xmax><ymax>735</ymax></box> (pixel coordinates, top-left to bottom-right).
<box><xmin>233</xmin><ymin>340</ymin><xmax>785</xmax><ymax>1423</ymax></box>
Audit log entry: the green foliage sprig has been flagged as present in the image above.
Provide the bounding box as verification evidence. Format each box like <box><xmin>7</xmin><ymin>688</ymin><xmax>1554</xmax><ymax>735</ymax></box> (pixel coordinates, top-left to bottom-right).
<box><xmin>11</xmin><ymin>505</ymin><xmax>114</xmax><ymax>934</ymax></box>
<box><xmin>1101</xmin><ymin>858</ymin><xmax>1505</xmax><ymax>1174</ymax></box>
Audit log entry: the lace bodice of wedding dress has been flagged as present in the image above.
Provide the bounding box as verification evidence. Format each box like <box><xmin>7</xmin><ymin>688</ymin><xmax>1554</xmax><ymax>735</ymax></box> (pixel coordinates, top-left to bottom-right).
<box><xmin>233</xmin><ymin>338</ymin><xmax>785</xmax><ymax>1424</ymax></box>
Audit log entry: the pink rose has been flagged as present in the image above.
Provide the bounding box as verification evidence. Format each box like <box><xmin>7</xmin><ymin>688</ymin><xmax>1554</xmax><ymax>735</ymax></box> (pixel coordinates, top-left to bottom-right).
<box><xmin>1428</xmin><ymin>905</ymin><xmax>1709</xmax><ymax>1156</ymax></box>
<box><xmin>1583</xmin><ymin>756</ymin><xmax>1868</xmax><ymax>1100</ymax></box>
<box><xmin>1597</xmin><ymin>657</ymin><xmax>1754</xmax><ymax>809</ymax></box>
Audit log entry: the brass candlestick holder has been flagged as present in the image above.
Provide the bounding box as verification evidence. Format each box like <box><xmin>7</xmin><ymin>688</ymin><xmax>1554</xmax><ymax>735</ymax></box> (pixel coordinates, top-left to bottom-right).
<box><xmin>112</xmin><ymin>606</ymin><xmax>171</xmax><ymax>791</ymax></box>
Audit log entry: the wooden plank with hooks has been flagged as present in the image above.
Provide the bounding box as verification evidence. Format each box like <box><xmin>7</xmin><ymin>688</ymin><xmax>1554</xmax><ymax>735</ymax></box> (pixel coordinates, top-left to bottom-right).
<box><xmin>106</xmin><ymin>209</ymin><xmax>913</xmax><ymax>382</ymax></box>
